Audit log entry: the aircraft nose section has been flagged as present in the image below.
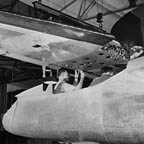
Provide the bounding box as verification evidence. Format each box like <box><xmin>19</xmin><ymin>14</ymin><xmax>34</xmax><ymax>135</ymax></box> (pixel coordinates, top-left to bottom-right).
<box><xmin>2</xmin><ymin>113</ymin><xmax>13</xmax><ymax>133</ymax></box>
<box><xmin>2</xmin><ymin>102</ymin><xmax>17</xmax><ymax>134</ymax></box>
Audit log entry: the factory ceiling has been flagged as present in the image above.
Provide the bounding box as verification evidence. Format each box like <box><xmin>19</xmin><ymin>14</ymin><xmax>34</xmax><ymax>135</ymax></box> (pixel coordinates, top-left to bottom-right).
<box><xmin>19</xmin><ymin>0</ymin><xmax>144</xmax><ymax>32</ymax></box>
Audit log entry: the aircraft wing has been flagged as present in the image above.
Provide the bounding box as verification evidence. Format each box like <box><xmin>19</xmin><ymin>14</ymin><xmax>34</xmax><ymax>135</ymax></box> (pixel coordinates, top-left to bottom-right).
<box><xmin>0</xmin><ymin>11</ymin><xmax>127</xmax><ymax>77</ymax></box>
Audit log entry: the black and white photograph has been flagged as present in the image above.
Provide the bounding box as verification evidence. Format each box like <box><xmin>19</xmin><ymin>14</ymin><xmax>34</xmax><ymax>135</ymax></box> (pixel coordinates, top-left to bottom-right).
<box><xmin>0</xmin><ymin>0</ymin><xmax>144</xmax><ymax>144</ymax></box>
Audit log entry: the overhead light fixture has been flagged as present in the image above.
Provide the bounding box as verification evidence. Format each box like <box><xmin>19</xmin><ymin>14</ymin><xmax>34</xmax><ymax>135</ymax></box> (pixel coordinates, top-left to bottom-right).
<box><xmin>96</xmin><ymin>13</ymin><xmax>103</xmax><ymax>23</ymax></box>
<box><xmin>128</xmin><ymin>0</ymin><xmax>137</xmax><ymax>7</ymax></box>
<box><xmin>96</xmin><ymin>13</ymin><xmax>103</xmax><ymax>29</ymax></box>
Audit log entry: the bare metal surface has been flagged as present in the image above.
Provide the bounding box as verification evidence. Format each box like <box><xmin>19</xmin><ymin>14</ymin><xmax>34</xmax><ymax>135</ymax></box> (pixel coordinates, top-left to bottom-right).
<box><xmin>2</xmin><ymin>56</ymin><xmax>144</xmax><ymax>143</ymax></box>
<box><xmin>0</xmin><ymin>11</ymin><xmax>113</xmax><ymax>45</ymax></box>
<box><xmin>0</xmin><ymin>17</ymin><xmax>126</xmax><ymax>75</ymax></box>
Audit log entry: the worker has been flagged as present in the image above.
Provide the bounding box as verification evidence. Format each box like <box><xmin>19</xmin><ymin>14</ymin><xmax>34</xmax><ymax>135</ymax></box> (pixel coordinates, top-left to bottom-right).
<box><xmin>54</xmin><ymin>68</ymin><xmax>85</xmax><ymax>94</ymax></box>
<box><xmin>90</xmin><ymin>66</ymin><xmax>114</xmax><ymax>86</ymax></box>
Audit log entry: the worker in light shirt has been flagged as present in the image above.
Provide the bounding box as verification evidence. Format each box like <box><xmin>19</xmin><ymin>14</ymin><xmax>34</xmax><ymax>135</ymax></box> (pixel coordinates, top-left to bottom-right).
<box><xmin>54</xmin><ymin>68</ymin><xmax>85</xmax><ymax>94</ymax></box>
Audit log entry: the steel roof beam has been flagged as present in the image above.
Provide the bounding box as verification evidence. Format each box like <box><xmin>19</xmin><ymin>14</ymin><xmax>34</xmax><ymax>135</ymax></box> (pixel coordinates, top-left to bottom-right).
<box><xmin>60</xmin><ymin>0</ymin><xmax>77</xmax><ymax>12</ymax></box>
<box><xmin>83</xmin><ymin>0</ymin><xmax>126</xmax><ymax>21</ymax></box>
